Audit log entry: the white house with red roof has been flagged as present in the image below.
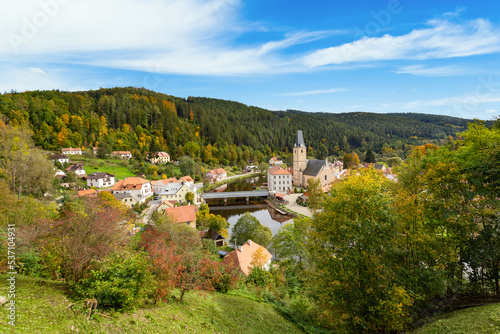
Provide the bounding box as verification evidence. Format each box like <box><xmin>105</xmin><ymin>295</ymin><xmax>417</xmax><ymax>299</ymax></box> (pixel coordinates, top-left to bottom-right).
<box><xmin>268</xmin><ymin>156</ymin><xmax>283</xmax><ymax>166</ymax></box>
<box><xmin>112</xmin><ymin>151</ymin><xmax>132</xmax><ymax>159</ymax></box>
<box><xmin>61</xmin><ymin>147</ymin><xmax>82</xmax><ymax>155</ymax></box>
<box><xmin>149</xmin><ymin>151</ymin><xmax>170</xmax><ymax>164</ymax></box>
<box><xmin>205</xmin><ymin>168</ymin><xmax>227</xmax><ymax>183</ymax></box>
<box><xmin>267</xmin><ymin>165</ymin><xmax>292</xmax><ymax>192</ymax></box>
<box><xmin>111</xmin><ymin>177</ymin><xmax>152</xmax><ymax>204</ymax></box>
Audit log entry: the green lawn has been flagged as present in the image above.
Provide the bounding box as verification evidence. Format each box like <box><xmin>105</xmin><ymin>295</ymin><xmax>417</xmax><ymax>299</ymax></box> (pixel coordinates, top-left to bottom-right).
<box><xmin>0</xmin><ymin>275</ymin><xmax>303</xmax><ymax>334</ymax></box>
<box><xmin>413</xmin><ymin>303</ymin><xmax>500</xmax><ymax>334</ymax></box>
<box><xmin>85</xmin><ymin>164</ymin><xmax>136</xmax><ymax>180</ymax></box>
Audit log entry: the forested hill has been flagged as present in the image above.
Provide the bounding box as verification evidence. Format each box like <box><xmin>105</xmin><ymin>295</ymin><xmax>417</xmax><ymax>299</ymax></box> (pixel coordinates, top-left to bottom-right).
<box><xmin>0</xmin><ymin>87</ymin><xmax>481</xmax><ymax>162</ymax></box>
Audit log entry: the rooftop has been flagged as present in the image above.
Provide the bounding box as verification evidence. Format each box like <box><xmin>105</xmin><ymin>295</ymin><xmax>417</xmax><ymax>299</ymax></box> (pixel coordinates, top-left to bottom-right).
<box><xmin>164</xmin><ymin>205</ymin><xmax>198</xmax><ymax>223</ymax></box>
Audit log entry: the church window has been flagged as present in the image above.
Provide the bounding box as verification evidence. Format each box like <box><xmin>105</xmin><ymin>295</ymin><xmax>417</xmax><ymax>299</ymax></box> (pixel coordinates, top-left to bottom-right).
<box><xmin>325</xmin><ymin>175</ymin><xmax>327</xmax><ymax>180</ymax></box>
<box><xmin>301</xmin><ymin>149</ymin><xmax>303</xmax><ymax>153</ymax></box>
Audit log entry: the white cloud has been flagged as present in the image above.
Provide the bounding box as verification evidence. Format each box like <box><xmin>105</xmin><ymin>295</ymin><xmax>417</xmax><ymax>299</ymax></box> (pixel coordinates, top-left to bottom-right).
<box><xmin>395</xmin><ymin>64</ymin><xmax>466</xmax><ymax>77</ymax></box>
<box><xmin>0</xmin><ymin>66</ymin><xmax>84</xmax><ymax>92</ymax></box>
<box><xmin>485</xmin><ymin>109</ymin><xmax>497</xmax><ymax>113</ymax></box>
<box><xmin>303</xmin><ymin>18</ymin><xmax>500</xmax><ymax>67</ymax></box>
<box><xmin>274</xmin><ymin>88</ymin><xmax>347</xmax><ymax>96</ymax></box>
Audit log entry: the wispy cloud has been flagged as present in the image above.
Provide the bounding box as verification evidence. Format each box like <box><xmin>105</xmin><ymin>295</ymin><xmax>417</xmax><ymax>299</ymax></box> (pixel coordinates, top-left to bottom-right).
<box><xmin>303</xmin><ymin>18</ymin><xmax>500</xmax><ymax>67</ymax></box>
<box><xmin>274</xmin><ymin>88</ymin><xmax>347</xmax><ymax>96</ymax></box>
<box><xmin>485</xmin><ymin>108</ymin><xmax>497</xmax><ymax>113</ymax></box>
<box><xmin>395</xmin><ymin>64</ymin><xmax>467</xmax><ymax>77</ymax></box>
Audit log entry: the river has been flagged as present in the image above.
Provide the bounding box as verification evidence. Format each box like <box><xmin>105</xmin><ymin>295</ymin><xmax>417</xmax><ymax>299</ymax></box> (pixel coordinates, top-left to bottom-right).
<box><xmin>206</xmin><ymin>174</ymin><xmax>293</xmax><ymax>236</ymax></box>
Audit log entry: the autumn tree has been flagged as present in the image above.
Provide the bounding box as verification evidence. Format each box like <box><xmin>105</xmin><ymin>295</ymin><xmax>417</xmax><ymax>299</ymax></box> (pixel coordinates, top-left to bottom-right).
<box><xmin>306</xmin><ymin>177</ymin><xmax>325</xmax><ymax>214</ymax></box>
<box><xmin>30</xmin><ymin>196</ymin><xmax>127</xmax><ymax>282</ymax></box>
<box><xmin>0</xmin><ymin>124</ymin><xmax>34</xmax><ymax>196</ymax></box>
<box><xmin>308</xmin><ymin>169</ymin><xmax>413</xmax><ymax>332</ymax></box>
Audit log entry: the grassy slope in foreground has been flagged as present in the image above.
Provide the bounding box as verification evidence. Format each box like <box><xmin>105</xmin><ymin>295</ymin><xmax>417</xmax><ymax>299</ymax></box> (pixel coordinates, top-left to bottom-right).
<box><xmin>414</xmin><ymin>302</ymin><xmax>500</xmax><ymax>334</ymax></box>
<box><xmin>1</xmin><ymin>275</ymin><xmax>303</xmax><ymax>334</ymax></box>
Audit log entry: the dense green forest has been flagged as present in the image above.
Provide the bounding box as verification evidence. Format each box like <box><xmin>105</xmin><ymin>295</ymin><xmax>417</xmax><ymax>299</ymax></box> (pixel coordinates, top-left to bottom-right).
<box><xmin>0</xmin><ymin>87</ymin><xmax>484</xmax><ymax>165</ymax></box>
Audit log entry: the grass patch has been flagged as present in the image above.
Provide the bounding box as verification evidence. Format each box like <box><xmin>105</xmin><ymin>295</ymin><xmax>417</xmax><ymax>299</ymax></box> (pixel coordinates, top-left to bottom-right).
<box><xmin>1</xmin><ymin>275</ymin><xmax>303</xmax><ymax>334</ymax></box>
<box><xmin>85</xmin><ymin>164</ymin><xmax>136</xmax><ymax>180</ymax></box>
<box><xmin>413</xmin><ymin>303</ymin><xmax>500</xmax><ymax>334</ymax></box>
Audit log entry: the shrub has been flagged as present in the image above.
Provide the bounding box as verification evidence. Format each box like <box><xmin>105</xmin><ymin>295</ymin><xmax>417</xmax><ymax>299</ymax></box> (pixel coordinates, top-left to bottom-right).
<box><xmin>74</xmin><ymin>251</ymin><xmax>156</xmax><ymax>310</ymax></box>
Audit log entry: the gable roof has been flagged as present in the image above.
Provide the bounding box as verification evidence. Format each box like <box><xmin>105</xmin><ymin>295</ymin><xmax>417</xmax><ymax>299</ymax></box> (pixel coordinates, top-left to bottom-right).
<box><xmin>223</xmin><ymin>240</ymin><xmax>272</xmax><ymax>276</ymax></box>
<box><xmin>66</xmin><ymin>164</ymin><xmax>85</xmax><ymax>172</ymax></box>
<box><xmin>268</xmin><ymin>166</ymin><xmax>291</xmax><ymax>176</ymax></box>
<box><xmin>155</xmin><ymin>152</ymin><xmax>170</xmax><ymax>157</ymax></box>
<box><xmin>112</xmin><ymin>177</ymin><xmax>150</xmax><ymax>191</ymax></box>
<box><xmin>159</xmin><ymin>182</ymin><xmax>184</xmax><ymax>195</ymax></box>
<box><xmin>87</xmin><ymin>172</ymin><xmax>114</xmax><ymax>179</ymax></box>
<box><xmin>164</xmin><ymin>205</ymin><xmax>198</xmax><ymax>223</ymax></box>
<box><xmin>303</xmin><ymin>159</ymin><xmax>326</xmax><ymax>176</ymax></box>
<box><xmin>113</xmin><ymin>192</ymin><xmax>133</xmax><ymax>200</ymax></box>
<box><xmin>180</xmin><ymin>175</ymin><xmax>194</xmax><ymax>183</ymax></box>
<box><xmin>50</xmin><ymin>154</ymin><xmax>69</xmax><ymax>160</ymax></box>
<box><xmin>77</xmin><ymin>189</ymin><xmax>97</xmax><ymax>197</ymax></box>
<box><xmin>207</xmin><ymin>228</ymin><xmax>224</xmax><ymax>241</ymax></box>
<box><xmin>62</xmin><ymin>147</ymin><xmax>82</xmax><ymax>152</ymax></box>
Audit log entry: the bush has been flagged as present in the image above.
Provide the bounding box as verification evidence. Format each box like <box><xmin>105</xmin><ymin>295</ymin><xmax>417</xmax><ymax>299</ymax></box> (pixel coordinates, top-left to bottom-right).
<box><xmin>74</xmin><ymin>251</ymin><xmax>157</xmax><ymax>310</ymax></box>
<box><xmin>18</xmin><ymin>251</ymin><xmax>47</xmax><ymax>278</ymax></box>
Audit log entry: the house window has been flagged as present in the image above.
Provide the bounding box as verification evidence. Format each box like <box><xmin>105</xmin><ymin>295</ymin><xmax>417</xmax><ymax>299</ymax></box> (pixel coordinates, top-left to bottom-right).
<box><xmin>301</xmin><ymin>149</ymin><xmax>303</xmax><ymax>153</ymax></box>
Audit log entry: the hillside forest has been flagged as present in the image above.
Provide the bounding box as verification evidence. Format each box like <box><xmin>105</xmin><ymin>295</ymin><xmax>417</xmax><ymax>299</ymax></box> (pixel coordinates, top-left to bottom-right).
<box><xmin>0</xmin><ymin>87</ymin><xmax>482</xmax><ymax>167</ymax></box>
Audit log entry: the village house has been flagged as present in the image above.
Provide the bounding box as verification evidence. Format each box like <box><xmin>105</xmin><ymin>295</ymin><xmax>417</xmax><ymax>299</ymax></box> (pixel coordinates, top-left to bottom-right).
<box><xmin>179</xmin><ymin>175</ymin><xmax>195</xmax><ymax>184</ymax></box>
<box><xmin>292</xmin><ymin>130</ymin><xmax>342</xmax><ymax>188</ymax></box>
<box><xmin>50</xmin><ymin>154</ymin><xmax>69</xmax><ymax>165</ymax></box>
<box><xmin>113</xmin><ymin>192</ymin><xmax>139</xmax><ymax>208</ymax></box>
<box><xmin>151</xmin><ymin>178</ymin><xmax>179</xmax><ymax>195</ymax></box>
<box><xmin>86</xmin><ymin>172</ymin><xmax>115</xmax><ymax>188</ymax></box>
<box><xmin>268</xmin><ymin>157</ymin><xmax>284</xmax><ymax>166</ymax></box>
<box><xmin>149</xmin><ymin>151</ymin><xmax>170</xmax><ymax>164</ymax></box>
<box><xmin>62</xmin><ymin>147</ymin><xmax>82</xmax><ymax>155</ymax></box>
<box><xmin>111</xmin><ymin>177</ymin><xmax>152</xmax><ymax>205</ymax></box>
<box><xmin>158</xmin><ymin>182</ymin><xmax>195</xmax><ymax>204</ymax></box>
<box><xmin>66</xmin><ymin>164</ymin><xmax>86</xmax><ymax>177</ymax></box>
<box><xmin>155</xmin><ymin>200</ymin><xmax>176</xmax><ymax>212</ymax></box>
<box><xmin>205</xmin><ymin>168</ymin><xmax>227</xmax><ymax>183</ymax></box>
<box><xmin>267</xmin><ymin>165</ymin><xmax>292</xmax><ymax>193</ymax></box>
<box><xmin>203</xmin><ymin>228</ymin><xmax>225</xmax><ymax>247</ymax></box>
<box><xmin>92</xmin><ymin>147</ymin><xmax>99</xmax><ymax>155</ymax></box>
<box><xmin>164</xmin><ymin>205</ymin><xmax>198</xmax><ymax>228</ymax></box>
<box><xmin>55</xmin><ymin>169</ymin><xmax>66</xmax><ymax>178</ymax></box>
<box><xmin>223</xmin><ymin>240</ymin><xmax>272</xmax><ymax>276</ymax></box>
<box><xmin>112</xmin><ymin>151</ymin><xmax>133</xmax><ymax>159</ymax></box>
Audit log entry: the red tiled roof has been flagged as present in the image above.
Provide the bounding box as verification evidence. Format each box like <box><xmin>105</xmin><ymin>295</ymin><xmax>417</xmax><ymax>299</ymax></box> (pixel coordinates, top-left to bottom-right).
<box><xmin>180</xmin><ymin>176</ymin><xmax>194</xmax><ymax>183</ymax></box>
<box><xmin>112</xmin><ymin>177</ymin><xmax>150</xmax><ymax>191</ymax></box>
<box><xmin>77</xmin><ymin>189</ymin><xmax>97</xmax><ymax>197</ymax></box>
<box><xmin>165</xmin><ymin>205</ymin><xmax>198</xmax><ymax>223</ymax></box>
<box><xmin>113</xmin><ymin>151</ymin><xmax>132</xmax><ymax>155</ymax></box>
<box><xmin>268</xmin><ymin>166</ymin><xmax>291</xmax><ymax>175</ymax></box>
<box><xmin>223</xmin><ymin>240</ymin><xmax>272</xmax><ymax>276</ymax></box>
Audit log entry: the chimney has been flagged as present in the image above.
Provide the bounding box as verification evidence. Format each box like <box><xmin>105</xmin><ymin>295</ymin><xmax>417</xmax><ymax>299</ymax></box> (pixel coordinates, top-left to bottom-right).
<box><xmin>238</xmin><ymin>246</ymin><xmax>243</xmax><ymax>253</ymax></box>
<box><xmin>248</xmin><ymin>240</ymin><xmax>252</xmax><ymax>246</ymax></box>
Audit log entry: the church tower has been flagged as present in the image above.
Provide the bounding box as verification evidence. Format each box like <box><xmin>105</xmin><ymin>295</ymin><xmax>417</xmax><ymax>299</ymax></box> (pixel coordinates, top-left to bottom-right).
<box><xmin>293</xmin><ymin>130</ymin><xmax>307</xmax><ymax>187</ymax></box>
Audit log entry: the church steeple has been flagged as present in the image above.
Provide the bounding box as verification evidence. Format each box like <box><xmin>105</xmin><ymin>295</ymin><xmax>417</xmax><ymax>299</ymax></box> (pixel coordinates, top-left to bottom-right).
<box><xmin>293</xmin><ymin>130</ymin><xmax>307</xmax><ymax>187</ymax></box>
<box><xmin>295</xmin><ymin>130</ymin><xmax>305</xmax><ymax>147</ymax></box>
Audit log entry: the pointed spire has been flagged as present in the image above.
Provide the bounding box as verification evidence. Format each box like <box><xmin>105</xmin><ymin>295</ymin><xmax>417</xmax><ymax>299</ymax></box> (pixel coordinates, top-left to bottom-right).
<box><xmin>295</xmin><ymin>130</ymin><xmax>305</xmax><ymax>147</ymax></box>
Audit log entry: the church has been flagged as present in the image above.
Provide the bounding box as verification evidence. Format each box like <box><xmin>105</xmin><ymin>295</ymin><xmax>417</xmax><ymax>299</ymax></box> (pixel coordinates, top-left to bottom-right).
<box><xmin>292</xmin><ymin>130</ymin><xmax>341</xmax><ymax>188</ymax></box>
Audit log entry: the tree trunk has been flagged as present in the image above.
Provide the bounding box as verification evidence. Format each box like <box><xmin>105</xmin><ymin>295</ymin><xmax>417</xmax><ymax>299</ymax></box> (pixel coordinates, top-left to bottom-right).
<box><xmin>180</xmin><ymin>289</ymin><xmax>186</xmax><ymax>302</ymax></box>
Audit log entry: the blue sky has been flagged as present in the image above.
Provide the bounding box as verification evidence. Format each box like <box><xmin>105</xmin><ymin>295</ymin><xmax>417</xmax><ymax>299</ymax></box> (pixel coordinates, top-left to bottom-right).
<box><xmin>1</xmin><ymin>0</ymin><xmax>499</xmax><ymax>120</ymax></box>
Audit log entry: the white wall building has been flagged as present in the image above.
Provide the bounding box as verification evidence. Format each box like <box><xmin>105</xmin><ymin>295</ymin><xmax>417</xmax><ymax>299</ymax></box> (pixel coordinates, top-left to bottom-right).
<box><xmin>267</xmin><ymin>165</ymin><xmax>292</xmax><ymax>193</ymax></box>
<box><xmin>86</xmin><ymin>172</ymin><xmax>115</xmax><ymax>188</ymax></box>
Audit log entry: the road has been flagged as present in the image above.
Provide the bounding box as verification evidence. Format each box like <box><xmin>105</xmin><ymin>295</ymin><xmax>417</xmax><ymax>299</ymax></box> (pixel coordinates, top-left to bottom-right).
<box><xmin>141</xmin><ymin>198</ymin><xmax>162</xmax><ymax>224</ymax></box>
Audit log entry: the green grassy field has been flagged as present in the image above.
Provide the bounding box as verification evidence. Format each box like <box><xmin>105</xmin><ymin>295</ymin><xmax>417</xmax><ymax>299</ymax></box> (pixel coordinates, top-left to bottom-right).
<box><xmin>0</xmin><ymin>275</ymin><xmax>303</xmax><ymax>334</ymax></box>
<box><xmin>84</xmin><ymin>164</ymin><xmax>136</xmax><ymax>180</ymax></box>
<box><xmin>413</xmin><ymin>303</ymin><xmax>500</xmax><ymax>334</ymax></box>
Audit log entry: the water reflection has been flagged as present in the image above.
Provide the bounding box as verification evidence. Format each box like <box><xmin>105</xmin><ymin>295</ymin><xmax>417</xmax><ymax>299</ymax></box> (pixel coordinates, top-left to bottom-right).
<box><xmin>207</xmin><ymin>174</ymin><xmax>292</xmax><ymax>235</ymax></box>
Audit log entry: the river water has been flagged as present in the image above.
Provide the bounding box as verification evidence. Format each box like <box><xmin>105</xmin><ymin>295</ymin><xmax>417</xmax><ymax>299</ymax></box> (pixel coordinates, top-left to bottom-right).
<box><xmin>206</xmin><ymin>174</ymin><xmax>292</xmax><ymax>236</ymax></box>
